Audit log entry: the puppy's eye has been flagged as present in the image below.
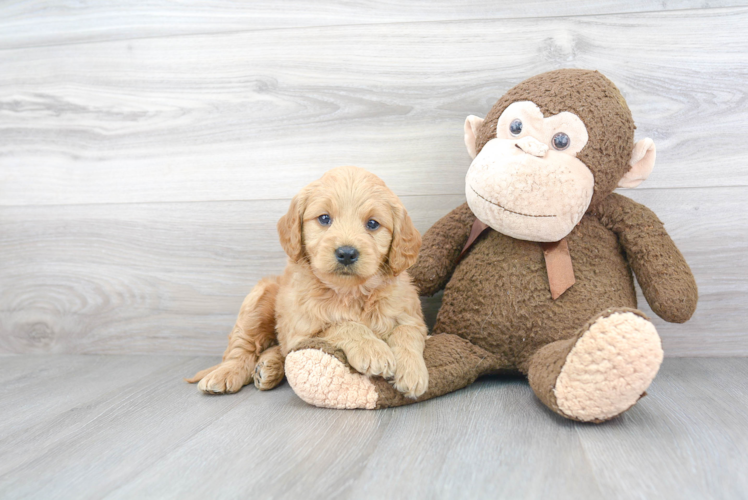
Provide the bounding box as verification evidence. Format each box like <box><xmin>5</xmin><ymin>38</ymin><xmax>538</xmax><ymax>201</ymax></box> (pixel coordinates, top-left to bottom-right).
<box><xmin>318</xmin><ymin>214</ymin><xmax>332</xmax><ymax>226</ymax></box>
<box><xmin>552</xmin><ymin>132</ymin><xmax>570</xmax><ymax>151</ymax></box>
<box><xmin>366</xmin><ymin>219</ymin><xmax>380</xmax><ymax>230</ymax></box>
<box><xmin>509</xmin><ymin>119</ymin><xmax>523</xmax><ymax>136</ymax></box>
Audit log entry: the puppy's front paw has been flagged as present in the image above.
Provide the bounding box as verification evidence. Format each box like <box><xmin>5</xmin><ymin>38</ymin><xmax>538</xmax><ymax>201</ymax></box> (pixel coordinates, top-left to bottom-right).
<box><xmin>254</xmin><ymin>357</ymin><xmax>284</xmax><ymax>391</ymax></box>
<box><xmin>392</xmin><ymin>350</ymin><xmax>429</xmax><ymax>399</ymax></box>
<box><xmin>346</xmin><ymin>339</ymin><xmax>396</xmax><ymax>379</ymax></box>
<box><xmin>197</xmin><ymin>361</ymin><xmax>251</xmax><ymax>394</ymax></box>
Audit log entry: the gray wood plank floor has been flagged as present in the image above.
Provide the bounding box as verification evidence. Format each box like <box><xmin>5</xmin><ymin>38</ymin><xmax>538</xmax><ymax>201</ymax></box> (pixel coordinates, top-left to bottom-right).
<box><xmin>0</xmin><ymin>356</ymin><xmax>745</xmax><ymax>499</ymax></box>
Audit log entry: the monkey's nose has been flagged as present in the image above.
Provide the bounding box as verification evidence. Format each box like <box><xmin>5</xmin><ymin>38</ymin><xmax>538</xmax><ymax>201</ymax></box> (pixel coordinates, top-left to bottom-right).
<box><xmin>515</xmin><ymin>136</ymin><xmax>549</xmax><ymax>157</ymax></box>
<box><xmin>335</xmin><ymin>246</ymin><xmax>359</xmax><ymax>266</ymax></box>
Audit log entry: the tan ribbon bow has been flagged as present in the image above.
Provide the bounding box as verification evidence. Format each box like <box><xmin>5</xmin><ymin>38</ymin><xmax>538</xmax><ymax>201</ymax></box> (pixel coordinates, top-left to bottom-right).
<box><xmin>540</xmin><ymin>239</ymin><xmax>575</xmax><ymax>300</ymax></box>
<box><xmin>458</xmin><ymin>218</ymin><xmax>575</xmax><ymax>300</ymax></box>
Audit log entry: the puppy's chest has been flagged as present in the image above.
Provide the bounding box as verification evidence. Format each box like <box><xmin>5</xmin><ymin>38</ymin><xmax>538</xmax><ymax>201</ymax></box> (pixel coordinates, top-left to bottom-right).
<box><xmin>313</xmin><ymin>294</ymin><xmax>397</xmax><ymax>337</ymax></box>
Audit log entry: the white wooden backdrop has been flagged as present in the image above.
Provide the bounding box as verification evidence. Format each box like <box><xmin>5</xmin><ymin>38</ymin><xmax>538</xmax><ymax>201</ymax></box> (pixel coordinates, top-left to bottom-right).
<box><xmin>1</xmin><ymin>2</ymin><xmax>746</xmax><ymax>356</ymax></box>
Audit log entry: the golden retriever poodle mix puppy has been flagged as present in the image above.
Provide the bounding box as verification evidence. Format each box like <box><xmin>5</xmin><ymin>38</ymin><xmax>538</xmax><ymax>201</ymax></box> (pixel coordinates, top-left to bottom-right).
<box><xmin>186</xmin><ymin>166</ymin><xmax>429</xmax><ymax>399</ymax></box>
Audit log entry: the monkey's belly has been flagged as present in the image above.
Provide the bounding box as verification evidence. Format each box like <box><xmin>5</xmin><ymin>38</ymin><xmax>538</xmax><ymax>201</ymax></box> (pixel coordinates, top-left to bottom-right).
<box><xmin>432</xmin><ymin>217</ymin><xmax>637</xmax><ymax>371</ymax></box>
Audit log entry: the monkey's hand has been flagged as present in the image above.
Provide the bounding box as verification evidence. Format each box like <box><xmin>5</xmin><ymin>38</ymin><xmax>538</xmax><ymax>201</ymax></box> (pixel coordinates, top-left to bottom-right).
<box><xmin>595</xmin><ymin>193</ymin><xmax>698</xmax><ymax>323</ymax></box>
<box><xmin>409</xmin><ymin>202</ymin><xmax>476</xmax><ymax>296</ymax></box>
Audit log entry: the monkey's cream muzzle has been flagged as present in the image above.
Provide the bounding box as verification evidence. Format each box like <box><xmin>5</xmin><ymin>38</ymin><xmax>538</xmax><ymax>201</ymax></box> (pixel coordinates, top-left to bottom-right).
<box><xmin>514</xmin><ymin>136</ymin><xmax>549</xmax><ymax>157</ymax></box>
<box><xmin>463</xmin><ymin>100</ymin><xmax>596</xmax><ymax>242</ymax></box>
<box><xmin>465</xmin><ymin>137</ymin><xmax>594</xmax><ymax>242</ymax></box>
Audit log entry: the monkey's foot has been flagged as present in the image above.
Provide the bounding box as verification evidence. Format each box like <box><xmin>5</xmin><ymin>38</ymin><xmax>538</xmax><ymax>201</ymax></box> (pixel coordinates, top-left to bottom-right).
<box><xmin>285</xmin><ymin>340</ymin><xmax>378</xmax><ymax>409</ymax></box>
<box><xmin>553</xmin><ymin>310</ymin><xmax>664</xmax><ymax>422</ymax></box>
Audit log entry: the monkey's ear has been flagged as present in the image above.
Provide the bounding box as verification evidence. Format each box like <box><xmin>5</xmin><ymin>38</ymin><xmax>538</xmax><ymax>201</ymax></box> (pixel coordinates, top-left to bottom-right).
<box><xmin>277</xmin><ymin>191</ymin><xmax>306</xmax><ymax>262</ymax></box>
<box><xmin>619</xmin><ymin>138</ymin><xmax>656</xmax><ymax>188</ymax></box>
<box><xmin>464</xmin><ymin>115</ymin><xmax>485</xmax><ymax>159</ymax></box>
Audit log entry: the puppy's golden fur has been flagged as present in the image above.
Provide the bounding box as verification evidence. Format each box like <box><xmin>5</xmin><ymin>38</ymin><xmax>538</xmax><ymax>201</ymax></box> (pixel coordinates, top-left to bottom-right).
<box><xmin>187</xmin><ymin>166</ymin><xmax>429</xmax><ymax>398</ymax></box>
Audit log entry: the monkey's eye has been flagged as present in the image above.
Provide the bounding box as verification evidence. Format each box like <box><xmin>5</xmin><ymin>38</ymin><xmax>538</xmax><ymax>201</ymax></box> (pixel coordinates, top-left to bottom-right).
<box><xmin>509</xmin><ymin>119</ymin><xmax>523</xmax><ymax>136</ymax></box>
<box><xmin>366</xmin><ymin>219</ymin><xmax>380</xmax><ymax>231</ymax></box>
<box><xmin>318</xmin><ymin>214</ymin><xmax>332</xmax><ymax>226</ymax></box>
<box><xmin>552</xmin><ymin>132</ymin><xmax>570</xmax><ymax>151</ymax></box>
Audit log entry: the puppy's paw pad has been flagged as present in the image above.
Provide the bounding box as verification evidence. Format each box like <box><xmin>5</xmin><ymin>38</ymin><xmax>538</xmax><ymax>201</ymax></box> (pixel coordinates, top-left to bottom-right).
<box><xmin>197</xmin><ymin>363</ymin><xmax>249</xmax><ymax>394</ymax></box>
<box><xmin>393</xmin><ymin>356</ymin><xmax>429</xmax><ymax>399</ymax></box>
<box><xmin>254</xmin><ymin>359</ymin><xmax>284</xmax><ymax>391</ymax></box>
<box><xmin>555</xmin><ymin>312</ymin><xmax>663</xmax><ymax>421</ymax></box>
<box><xmin>346</xmin><ymin>340</ymin><xmax>396</xmax><ymax>379</ymax></box>
<box><xmin>285</xmin><ymin>349</ymin><xmax>378</xmax><ymax>409</ymax></box>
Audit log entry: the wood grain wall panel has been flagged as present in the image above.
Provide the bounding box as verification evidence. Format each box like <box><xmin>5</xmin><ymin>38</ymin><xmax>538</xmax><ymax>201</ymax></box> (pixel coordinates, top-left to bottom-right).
<box><xmin>1</xmin><ymin>1</ymin><xmax>743</xmax><ymax>50</ymax></box>
<box><xmin>1</xmin><ymin>188</ymin><xmax>744</xmax><ymax>355</ymax></box>
<box><xmin>1</xmin><ymin>3</ymin><xmax>745</xmax><ymax>356</ymax></box>
<box><xmin>1</xmin><ymin>7</ymin><xmax>747</xmax><ymax>207</ymax></box>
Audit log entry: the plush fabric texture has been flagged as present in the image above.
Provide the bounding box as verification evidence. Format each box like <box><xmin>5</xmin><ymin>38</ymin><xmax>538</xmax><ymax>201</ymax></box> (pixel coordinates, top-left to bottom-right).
<box><xmin>475</xmin><ymin>69</ymin><xmax>635</xmax><ymax>211</ymax></box>
<box><xmin>592</xmin><ymin>193</ymin><xmax>698</xmax><ymax>323</ymax></box>
<box><xmin>526</xmin><ymin>307</ymin><xmax>658</xmax><ymax>422</ymax></box>
<box><xmin>426</xmin><ymin>202</ymin><xmax>640</xmax><ymax>373</ymax></box>
<box><xmin>465</xmin><ymin>138</ymin><xmax>595</xmax><ymax>242</ymax></box>
<box><xmin>286</xmin><ymin>69</ymin><xmax>698</xmax><ymax>422</ymax></box>
<box><xmin>553</xmin><ymin>310</ymin><xmax>663</xmax><ymax>422</ymax></box>
<box><xmin>526</xmin><ymin>334</ymin><xmax>578</xmax><ymax>417</ymax></box>
<box><xmin>287</xmin><ymin>334</ymin><xmax>499</xmax><ymax>409</ymax></box>
<box><xmin>409</xmin><ymin>202</ymin><xmax>477</xmax><ymax>297</ymax></box>
<box><xmin>620</xmin><ymin>138</ymin><xmax>656</xmax><ymax>188</ymax></box>
<box><xmin>285</xmin><ymin>339</ymin><xmax>378</xmax><ymax>409</ymax></box>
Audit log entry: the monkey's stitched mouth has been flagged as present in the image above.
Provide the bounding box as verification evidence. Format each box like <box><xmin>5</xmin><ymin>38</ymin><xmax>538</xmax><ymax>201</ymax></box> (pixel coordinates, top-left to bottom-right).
<box><xmin>470</xmin><ymin>186</ymin><xmax>556</xmax><ymax>218</ymax></box>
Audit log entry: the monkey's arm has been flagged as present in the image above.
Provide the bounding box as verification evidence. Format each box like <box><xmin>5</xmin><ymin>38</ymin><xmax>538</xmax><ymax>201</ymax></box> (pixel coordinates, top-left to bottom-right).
<box><xmin>594</xmin><ymin>193</ymin><xmax>698</xmax><ymax>323</ymax></box>
<box><xmin>409</xmin><ymin>202</ymin><xmax>476</xmax><ymax>296</ymax></box>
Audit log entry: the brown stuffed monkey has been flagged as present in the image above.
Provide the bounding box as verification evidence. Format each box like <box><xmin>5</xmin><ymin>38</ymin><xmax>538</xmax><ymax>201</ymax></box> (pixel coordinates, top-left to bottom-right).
<box><xmin>284</xmin><ymin>69</ymin><xmax>698</xmax><ymax>422</ymax></box>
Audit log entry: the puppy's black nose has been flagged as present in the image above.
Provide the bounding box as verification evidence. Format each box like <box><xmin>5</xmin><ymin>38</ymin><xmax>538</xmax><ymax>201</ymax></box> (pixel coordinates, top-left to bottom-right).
<box><xmin>335</xmin><ymin>246</ymin><xmax>359</xmax><ymax>266</ymax></box>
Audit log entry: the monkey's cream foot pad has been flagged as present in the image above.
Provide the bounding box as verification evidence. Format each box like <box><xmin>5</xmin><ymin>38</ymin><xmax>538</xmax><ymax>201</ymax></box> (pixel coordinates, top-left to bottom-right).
<box><xmin>285</xmin><ymin>348</ymin><xmax>378</xmax><ymax>409</ymax></box>
<box><xmin>555</xmin><ymin>312</ymin><xmax>664</xmax><ymax>422</ymax></box>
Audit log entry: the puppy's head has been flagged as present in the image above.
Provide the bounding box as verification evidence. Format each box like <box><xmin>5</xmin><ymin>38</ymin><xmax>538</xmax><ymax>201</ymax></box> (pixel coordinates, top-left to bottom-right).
<box><xmin>278</xmin><ymin>166</ymin><xmax>421</xmax><ymax>285</ymax></box>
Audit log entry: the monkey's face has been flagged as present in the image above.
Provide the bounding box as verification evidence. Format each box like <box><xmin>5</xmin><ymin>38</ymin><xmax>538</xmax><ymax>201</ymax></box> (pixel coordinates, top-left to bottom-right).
<box><xmin>465</xmin><ymin>101</ymin><xmax>594</xmax><ymax>242</ymax></box>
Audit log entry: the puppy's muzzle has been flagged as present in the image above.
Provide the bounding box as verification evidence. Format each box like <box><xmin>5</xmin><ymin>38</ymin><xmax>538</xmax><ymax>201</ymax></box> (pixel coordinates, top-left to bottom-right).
<box><xmin>335</xmin><ymin>246</ymin><xmax>359</xmax><ymax>266</ymax></box>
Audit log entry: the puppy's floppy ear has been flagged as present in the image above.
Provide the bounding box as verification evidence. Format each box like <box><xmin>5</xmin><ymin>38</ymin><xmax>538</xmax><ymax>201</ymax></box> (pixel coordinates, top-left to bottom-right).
<box><xmin>388</xmin><ymin>201</ymin><xmax>421</xmax><ymax>276</ymax></box>
<box><xmin>277</xmin><ymin>190</ymin><xmax>307</xmax><ymax>263</ymax></box>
